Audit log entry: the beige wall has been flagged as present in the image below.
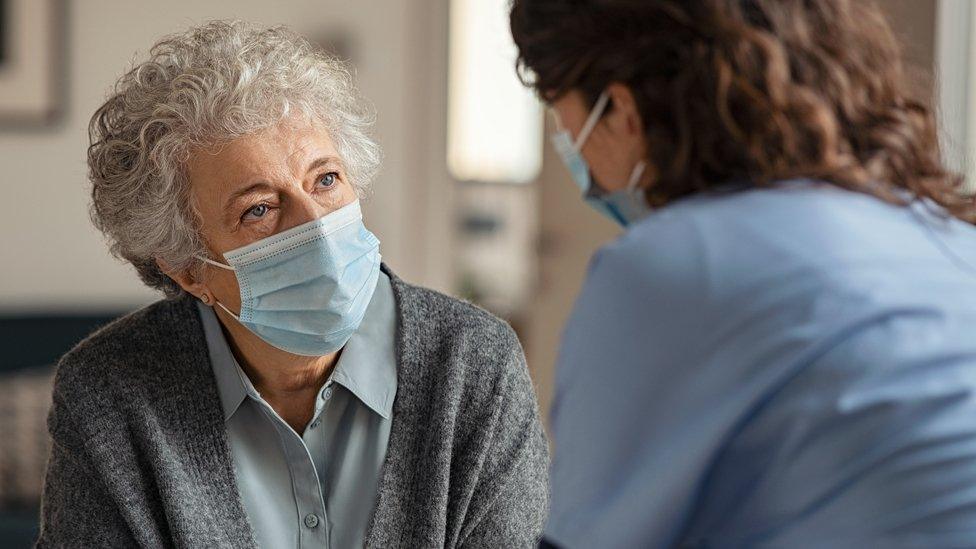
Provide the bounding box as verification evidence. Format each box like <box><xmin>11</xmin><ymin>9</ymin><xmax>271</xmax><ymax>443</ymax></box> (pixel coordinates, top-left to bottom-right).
<box><xmin>0</xmin><ymin>0</ymin><xmax>453</xmax><ymax>311</ymax></box>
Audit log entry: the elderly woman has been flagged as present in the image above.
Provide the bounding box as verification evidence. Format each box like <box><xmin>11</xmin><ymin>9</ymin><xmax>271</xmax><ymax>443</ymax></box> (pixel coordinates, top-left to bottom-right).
<box><xmin>36</xmin><ymin>21</ymin><xmax>548</xmax><ymax>548</ymax></box>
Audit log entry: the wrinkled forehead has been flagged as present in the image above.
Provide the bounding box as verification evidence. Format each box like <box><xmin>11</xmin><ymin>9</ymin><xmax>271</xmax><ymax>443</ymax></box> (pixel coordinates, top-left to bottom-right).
<box><xmin>187</xmin><ymin>122</ymin><xmax>340</xmax><ymax>192</ymax></box>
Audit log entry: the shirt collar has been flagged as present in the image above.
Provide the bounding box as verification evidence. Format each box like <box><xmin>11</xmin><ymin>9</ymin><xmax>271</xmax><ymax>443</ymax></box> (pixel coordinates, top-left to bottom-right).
<box><xmin>197</xmin><ymin>300</ymin><xmax>251</xmax><ymax>420</ymax></box>
<box><xmin>197</xmin><ymin>272</ymin><xmax>398</xmax><ymax>422</ymax></box>
<box><xmin>327</xmin><ymin>272</ymin><xmax>398</xmax><ymax>419</ymax></box>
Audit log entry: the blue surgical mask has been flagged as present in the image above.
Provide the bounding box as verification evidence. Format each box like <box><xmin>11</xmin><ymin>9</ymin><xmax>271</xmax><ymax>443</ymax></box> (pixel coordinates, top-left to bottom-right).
<box><xmin>197</xmin><ymin>200</ymin><xmax>381</xmax><ymax>356</ymax></box>
<box><xmin>551</xmin><ymin>90</ymin><xmax>651</xmax><ymax>227</ymax></box>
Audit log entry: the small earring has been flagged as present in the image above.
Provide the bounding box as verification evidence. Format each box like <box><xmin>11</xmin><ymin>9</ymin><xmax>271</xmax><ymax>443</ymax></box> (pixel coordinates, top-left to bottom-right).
<box><xmin>200</xmin><ymin>293</ymin><xmax>212</xmax><ymax>305</ymax></box>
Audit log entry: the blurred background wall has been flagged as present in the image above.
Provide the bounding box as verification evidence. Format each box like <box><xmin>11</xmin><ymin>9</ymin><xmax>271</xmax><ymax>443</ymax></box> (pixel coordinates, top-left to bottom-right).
<box><xmin>0</xmin><ymin>0</ymin><xmax>968</xmax><ymax>545</ymax></box>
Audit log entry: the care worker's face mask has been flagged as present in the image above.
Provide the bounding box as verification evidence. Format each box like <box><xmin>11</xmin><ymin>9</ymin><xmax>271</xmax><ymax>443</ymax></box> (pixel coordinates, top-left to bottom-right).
<box><xmin>197</xmin><ymin>200</ymin><xmax>381</xmax><ymax>357</ymax></box>
<box><xmin>550</xmin><ymin>90</ymin><xmax>652</xmax><ymax>227</ymax></box>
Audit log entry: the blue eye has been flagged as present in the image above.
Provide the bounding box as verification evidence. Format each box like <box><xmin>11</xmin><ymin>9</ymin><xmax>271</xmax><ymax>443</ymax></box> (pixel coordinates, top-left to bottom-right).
<box><xmin>317</xmin><ymin>172</ymin><xmax>339</xmax><ymax>188</ymax></box>
<box><xmin>243</xmin><ymin>203</ymin><xmax>269</xmax><ymax>220</ymax></box>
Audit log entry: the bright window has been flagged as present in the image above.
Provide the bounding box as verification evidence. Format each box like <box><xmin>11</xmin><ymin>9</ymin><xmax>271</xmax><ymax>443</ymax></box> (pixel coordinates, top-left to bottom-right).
<box><xmin>447</xmin><ymin>0</ymin><xmax>544</xmax><ymax>184</ymax></box>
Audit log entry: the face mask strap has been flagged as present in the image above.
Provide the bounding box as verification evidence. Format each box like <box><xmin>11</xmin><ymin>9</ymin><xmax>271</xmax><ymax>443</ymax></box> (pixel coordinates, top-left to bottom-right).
<box><xmin>213</xmin><ymin>299</ymin><xmax>242</xmax><ymax>322</ymax></box>
<box><xmin>195</xmin><ymin>255</ymin><xmax>241</xmax><ymax>320</ymax></box>
<box><xmin>573</xmin><ymin>90</ymin><xmax>611</xmax><ymax>152</ymax></box>
<box><xmin>627</xmin><ymin>160</ymin><xmax>648</xmax><ymax>192</ymax></box>
<box><xmin>196</xmin><ymin>255</ymin><xmax>235</xmax><ymax>271</ymax></box>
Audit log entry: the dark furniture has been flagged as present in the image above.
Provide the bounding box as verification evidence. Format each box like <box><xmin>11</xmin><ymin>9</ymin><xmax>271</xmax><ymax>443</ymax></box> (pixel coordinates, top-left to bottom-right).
<box><xmin>0</xmin><ymin>311</ymin><xmax>123</xmax><ymax>548</ymax></box>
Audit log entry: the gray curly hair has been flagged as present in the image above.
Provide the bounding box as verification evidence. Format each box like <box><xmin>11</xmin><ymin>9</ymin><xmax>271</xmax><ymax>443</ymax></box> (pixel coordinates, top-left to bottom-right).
<box><xmin>88</xmin><ymin>20</ymin><xmax>381</xmax><ymax>297</ymax></box>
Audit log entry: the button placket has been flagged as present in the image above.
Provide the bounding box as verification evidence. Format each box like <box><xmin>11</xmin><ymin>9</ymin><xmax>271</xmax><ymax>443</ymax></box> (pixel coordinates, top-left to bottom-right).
<box><xmin>262</xmin><ymin>406</ymin><xmax>330</xmax><ymax>548</ymax></box>
<box><xmin>308</xmin><ymin>384</ymin><xmax>334</xmax><ymax>431</ymax></box>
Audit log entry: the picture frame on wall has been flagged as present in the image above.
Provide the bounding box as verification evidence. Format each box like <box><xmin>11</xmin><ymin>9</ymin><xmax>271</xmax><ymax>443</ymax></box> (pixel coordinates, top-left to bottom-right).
<box><xmin>0</xmin><ymin>0</ymin><xmax>67</xmax><ymax>129</ymax></box>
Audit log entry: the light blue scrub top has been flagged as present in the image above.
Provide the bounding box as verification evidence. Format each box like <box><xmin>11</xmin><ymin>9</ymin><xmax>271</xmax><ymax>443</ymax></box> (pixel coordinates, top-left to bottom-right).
<box><xmin>198</xmin><ymin>272</ymin><xmax>397</xmax><ymax>549</ymax></box>
<box><xmin>545</xmin><ymin>182</ymin><xmax>976</xmax><ymax>548</ymax></box>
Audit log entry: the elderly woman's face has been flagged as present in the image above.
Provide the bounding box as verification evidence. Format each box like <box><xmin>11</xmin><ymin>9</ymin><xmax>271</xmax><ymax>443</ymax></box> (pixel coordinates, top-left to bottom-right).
<box><xmin>187</xmin><ymin>122</ymin><xmax>357</xmax><ymax>312</ymax></box>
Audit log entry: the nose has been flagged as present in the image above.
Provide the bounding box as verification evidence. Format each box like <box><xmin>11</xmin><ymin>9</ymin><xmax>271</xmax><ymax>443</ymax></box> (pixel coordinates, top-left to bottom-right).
<box><xmin>285</xmin><ymin>187</ymin><xmax>328</xmax><ymax>229</ymax></box>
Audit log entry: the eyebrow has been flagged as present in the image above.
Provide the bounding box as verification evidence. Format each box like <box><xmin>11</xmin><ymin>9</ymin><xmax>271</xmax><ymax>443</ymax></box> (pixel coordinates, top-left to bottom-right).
<box><xmin>306</xmin><ymin>155</ymin><xmax>342</xmax><ymax>174</ymax></box>
<box><xmin>224</xmin><ymin>182</ymin><xmax>274</xmax><ymax>212</ymax></box>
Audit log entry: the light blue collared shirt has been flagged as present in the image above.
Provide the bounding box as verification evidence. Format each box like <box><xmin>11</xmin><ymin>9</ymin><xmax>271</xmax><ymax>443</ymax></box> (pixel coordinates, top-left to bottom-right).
<box><xmin>198</xmin><ymin>272</ymin><xmax>398</xmax><ymax>549</ymax></box>
<box><xmin>546</xmin><ymin>182</ymin><xmax>976</xmax><ymax>548</ymax></box>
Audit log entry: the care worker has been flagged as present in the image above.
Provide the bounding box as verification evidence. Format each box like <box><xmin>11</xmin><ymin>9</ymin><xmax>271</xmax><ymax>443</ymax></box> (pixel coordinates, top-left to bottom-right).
<box><xmin>510</xmin><ymin>0</ymin><xmax>976</xmax><ymax>547</ymax></box>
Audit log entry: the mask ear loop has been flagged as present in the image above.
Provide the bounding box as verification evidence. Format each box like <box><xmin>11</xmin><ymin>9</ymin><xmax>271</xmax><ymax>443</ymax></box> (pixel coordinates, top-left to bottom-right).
<box><xmin>194</xmin><ymin>254</ymin><xmax>242</xmax><ymax>320</ymax></box>
<box><xmin>196</xmin><ymin>255</ymin><xmax>235</xmax><ymax>271</ymax></box>
<box><xmin>213</xmin><ymin>300</ymin><xmax>241</xmax><ymax>321</ymax></box>
<box><xmin>627</xmin><ymin>160</ymin><xmax>648</xmax><ymax>192</ymax></box>
<box><xmin>573</xmin><ymin>90</ymin><xmax>612</xmax><ymax>152</ymax></box>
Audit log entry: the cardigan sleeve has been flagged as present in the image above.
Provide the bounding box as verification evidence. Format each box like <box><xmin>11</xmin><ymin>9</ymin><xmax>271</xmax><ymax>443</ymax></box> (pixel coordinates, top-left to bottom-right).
<box><xmin>457</xmin><ymin>328</ymin><xmax>550</xmax><ymax>549</ymax></box>
<box><xmin>35</xmin><ymin>391</ymin><xmax>136</xmax><ymax>548</ymax></box>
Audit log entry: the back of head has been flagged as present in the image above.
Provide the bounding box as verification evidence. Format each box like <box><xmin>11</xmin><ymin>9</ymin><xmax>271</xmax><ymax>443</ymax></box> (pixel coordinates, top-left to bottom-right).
<box><xmin>511</xmin><ymin>0</ymin><xmax>976</xmax><ymax>221</ymax></box>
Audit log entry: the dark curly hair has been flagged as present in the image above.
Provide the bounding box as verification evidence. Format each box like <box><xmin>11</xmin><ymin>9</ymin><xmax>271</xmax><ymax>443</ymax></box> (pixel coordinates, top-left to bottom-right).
<box><xmin>511</xmin><ymin>0</ymin><xmax>976</xmax><ymax>221</ymax></box>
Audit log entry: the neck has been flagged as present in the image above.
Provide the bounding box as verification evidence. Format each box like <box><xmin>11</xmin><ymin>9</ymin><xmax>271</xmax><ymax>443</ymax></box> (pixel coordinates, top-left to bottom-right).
<box><xmin>214</xmin><ymin>306</ymin><xmax>339</xmax><ymax>431</ymax></box>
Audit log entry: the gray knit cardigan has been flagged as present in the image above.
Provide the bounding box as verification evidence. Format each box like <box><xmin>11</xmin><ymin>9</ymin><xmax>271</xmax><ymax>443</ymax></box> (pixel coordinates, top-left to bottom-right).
<box><xmin>35</xmin><ymin>267</ymin><xmax>549</xmax><ymax>548</ymax></box>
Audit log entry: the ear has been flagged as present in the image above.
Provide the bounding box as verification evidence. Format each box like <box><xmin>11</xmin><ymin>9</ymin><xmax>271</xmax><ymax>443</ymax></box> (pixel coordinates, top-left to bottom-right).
<box><xmin>156</xmin><ymin>257</ymin><xmax>210</xmax><ymax>301</ymax></box>
<box><xmin>605</xmin><ymin>82</ymin><xmax>645</xmax><ymax>138</ymax></box>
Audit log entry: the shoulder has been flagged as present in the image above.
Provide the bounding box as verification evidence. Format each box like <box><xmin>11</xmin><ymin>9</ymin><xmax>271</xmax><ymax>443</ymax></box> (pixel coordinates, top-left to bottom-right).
<box><xmin>386</xmin><ymin>272</ymin><xmax>528</xmax><ymax>400</ymax></box>
<box><xmin>562</xmin><ymin>184</ymin><xmax>845</xmax><ymax>339</ymax></box>
<box><xmin>585</xmin><ymin>182</ymin><xmax>900</xmax><ymax>299</ymax></box>
<box><xmin>52</xmin><ymin>295</ymin><xmax>203</xmax><ymax>409</ymax></box>
<box><xmin>579</xmin><ymin>205</ymin><xmax>712</xmax><ymax>318</ymax></box>
<box><xmin>389</xmin><ymin>273</ymin><xmax>521</xmax><ymax>353</ymax></box>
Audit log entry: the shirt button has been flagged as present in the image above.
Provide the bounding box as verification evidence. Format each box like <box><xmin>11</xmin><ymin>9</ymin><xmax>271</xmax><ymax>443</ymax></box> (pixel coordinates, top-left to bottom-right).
<box><xmin>311</xmin><ymin>419</ymin><xmax>321</xmax><ymax>429</ymax></box>
<box><xmin>303</xmin><ymin>513</ymin><xmax>319</xmax><ymax>528</ymax></box>
<box><xmin>322</xmin><ymin>387</ymin><xmax>334</xmax><ymax>400</ymax></box>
